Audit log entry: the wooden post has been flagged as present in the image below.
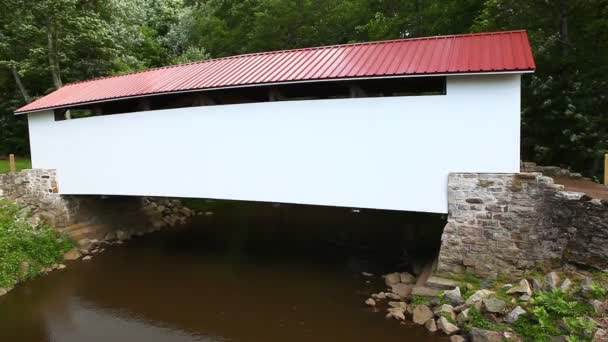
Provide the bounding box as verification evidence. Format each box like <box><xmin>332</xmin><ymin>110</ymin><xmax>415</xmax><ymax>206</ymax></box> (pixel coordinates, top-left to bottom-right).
<box><xmin>9</xmin><ymin>154</ymin><xmax>15</xmax><ymax>173</ymax></box>
<box><xmin>604</xmin><ymin>153</ymin><xmax>608</xmax><ymax>186</ymax></box>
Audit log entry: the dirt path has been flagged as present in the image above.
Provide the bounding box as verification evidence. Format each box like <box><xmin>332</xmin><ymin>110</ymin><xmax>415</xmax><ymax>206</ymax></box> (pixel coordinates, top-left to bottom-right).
<box><xmin>553</xmin><ymin>176</ymin><xmax>608</xmax><ymax>200</ymax></box>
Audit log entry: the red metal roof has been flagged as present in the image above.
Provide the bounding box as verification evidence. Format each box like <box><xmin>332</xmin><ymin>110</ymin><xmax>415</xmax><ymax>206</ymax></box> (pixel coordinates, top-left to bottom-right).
<box><xmin>16</xmin><ymin>30</ymin><xmax>535</xmax><ymax>114</ymax></box>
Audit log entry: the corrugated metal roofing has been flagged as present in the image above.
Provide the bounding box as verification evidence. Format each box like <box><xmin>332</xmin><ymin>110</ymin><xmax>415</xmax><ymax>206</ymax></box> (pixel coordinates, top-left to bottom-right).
<box><xmin>16</xmin><ymin>30</ymin><xmax>535</xmax><ymax>114</ymax></box>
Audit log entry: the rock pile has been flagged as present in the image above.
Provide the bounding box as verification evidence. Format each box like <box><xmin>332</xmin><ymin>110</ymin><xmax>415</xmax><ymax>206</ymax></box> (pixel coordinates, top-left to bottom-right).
<box><xmin>364</xmin><ymin>270</ymin><xmax>608</xmax><ymax>342</ymax></box>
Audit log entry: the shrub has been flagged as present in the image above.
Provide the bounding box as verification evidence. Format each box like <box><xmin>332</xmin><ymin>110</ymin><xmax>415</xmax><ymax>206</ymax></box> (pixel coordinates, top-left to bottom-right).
<box><xmin>0</xmin><ymin>199</ymin><xmax>73</xmax><ymax>288</ymax></box>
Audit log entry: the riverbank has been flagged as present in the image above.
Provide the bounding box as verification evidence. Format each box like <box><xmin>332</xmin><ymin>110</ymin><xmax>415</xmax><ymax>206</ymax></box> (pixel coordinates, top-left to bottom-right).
<box><xmin>0</xmin><ymin>198</ymin><xmax>73</xmax><ymax>294</ymax></box>
<box><xmin>366</xmin><ymin>269</ymin><xmax>608</xmax><ymax>341</ymax></box>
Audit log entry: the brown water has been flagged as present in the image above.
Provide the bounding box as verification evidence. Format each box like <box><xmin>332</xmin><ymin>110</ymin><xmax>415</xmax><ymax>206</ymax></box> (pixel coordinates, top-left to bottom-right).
<box><xmin>0</xmin><ymin>202</ymin><xmax>448</xmax><ymax>342</ymax></box>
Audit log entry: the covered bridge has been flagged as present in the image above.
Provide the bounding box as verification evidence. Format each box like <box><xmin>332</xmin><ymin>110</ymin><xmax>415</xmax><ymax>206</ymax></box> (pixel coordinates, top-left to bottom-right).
<box><xmin>16</xmin><ymin>30</ymin><xmax>535</xmax><ymax>213</ymax></box>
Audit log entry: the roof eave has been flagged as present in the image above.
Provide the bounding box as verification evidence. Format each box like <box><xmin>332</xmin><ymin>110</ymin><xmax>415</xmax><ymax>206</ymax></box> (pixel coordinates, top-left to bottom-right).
<box><xmin>15</xmin><ymin>69</ymin><xmax>535</xmax><ymax>115</ymax></box>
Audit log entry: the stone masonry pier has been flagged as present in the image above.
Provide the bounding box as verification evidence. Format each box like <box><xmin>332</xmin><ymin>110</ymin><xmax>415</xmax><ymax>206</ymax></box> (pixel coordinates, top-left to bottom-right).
<box><xmin>438</xmin><ymin>173</ymin><xmax>608</xmax><ymax>279</ymax></box>
<box><xmin>0</xmin><ymin>169</ymin><xmax>193</xmax><ymax>243</ymax></box>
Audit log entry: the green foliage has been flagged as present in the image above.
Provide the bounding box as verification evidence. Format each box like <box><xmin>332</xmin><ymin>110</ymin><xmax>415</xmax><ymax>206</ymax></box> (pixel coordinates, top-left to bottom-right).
<box><xmin>589</xmin><ymin>282</ymin><xmax>608</xmax><ymax>300</ymax></box>
<box><xmin>0</xmin><ymin>198</ymin><xmax>73</xmax><ymax>288</ymax></box>
<box><xmin>464</xmin><ymin>307</ymin><xmax>508</xmax><ymax>331</ymax></box>
<box><xmin>411</xmin><ymin>295</ymin><xmax>431</xmax><ymax>306</ymax></box>
<box><xmin>512</xmin><ymin>290</ymin><xmax>596</xmax><ymax>342</ymax></box>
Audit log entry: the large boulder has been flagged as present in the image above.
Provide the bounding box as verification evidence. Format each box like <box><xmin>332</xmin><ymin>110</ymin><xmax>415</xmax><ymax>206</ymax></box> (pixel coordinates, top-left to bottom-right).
<box><xmin>444</xmin><ymin>287</ymin><xmax>465</xmax><ymax>306</ymax></box>
<box><xmin>411</xmin><ymin>286</ymin><xmax>440</xmax><ymax>297</ymax></box>
<box><xmin>434</xmin><ymin>304</ymin><xmax>456</xmax><ymax>321</ymax></box>
<box><xmin>482</xmin><ymin>298</ymin><xmax>506</xmax><ymax>314</ymax></box>
<box><xmin>437</xmin><ymin>316</ymin><xmax>460</xmax><ymax>335</ymax></box>
<box><xmin>469</xmin><ymin>328</ymin><xmax>504</xmax><ymax>342</ymax></box>
<box><xmin>384</xmin><ymin>273</ymin><xmax>401</xmax><ymax>286</ymax></box>
<box><xmin>466</xmin><ymin>289</ymin><xmax>495</xmax><ymax>305</ymax></box>
<box><xmin>413</xmin><ymin>305</ymin><xmax>434</xmax><ymax>325</ymax></box>
<box><xmin>450</xmin><ymin>336</ymin><xmax>465</xmax><ymax>342</ymax></box>
<box><xmin>388</xmin><ymin>301</ymin><xmax>407</xmax><ymax>309</ymax></box>
<box><xmin>390</xmin><ymin>283</ymin><xmax>413</xmax><ymax>298</ymax></box>
<box><xmin>400</xmin><ymin>272</ymin><xmax>416</xmax><ymax>284</ymax></box>
<box><xmin>506</xmin><ymin>279</ymin><xmax>532</xmax><ymax>296</ymax></box>
<box><xmin>457</xmin><ymin>308</ymin><xmax>470</xmax><ymax>325</ymax></box>
<box><xmin>427</xmin><ymin>276</ymin><xmax>459</xmax><ymax>290</ymax></box>
<box><xmin>386</xmin><ymin>307</ymin><xmax>405</xmax><ymax>321</ymax></box>
<box><xmin>424</xmin><ymin>318</ymin><xmax>437</xmax><ymax>332</ymax></box>
<box><xmin>63</xmin><ymin>248</ymin><xmax>81</xmax><ymax>261</ymax></box>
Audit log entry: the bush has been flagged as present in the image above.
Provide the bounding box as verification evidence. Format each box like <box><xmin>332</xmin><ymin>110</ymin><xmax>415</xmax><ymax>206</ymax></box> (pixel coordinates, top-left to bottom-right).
<box><xmin>0</xmin><ymin>199</ymin><xmax>73</xmax><ymax>288</ymax></box>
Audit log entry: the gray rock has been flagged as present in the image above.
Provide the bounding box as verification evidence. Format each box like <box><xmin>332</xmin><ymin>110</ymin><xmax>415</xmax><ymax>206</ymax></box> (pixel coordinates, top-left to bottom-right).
<box><xmin>372</xmin><ymin>292</ymin><xmax>386</xmax><ymax>300</ymax></box>
<box><xmin>63</xmin><ymin>248</ymin><xmax>81</xmax><ymax>261</ymax></box>
<box><xmin>434</xmin><ymin>304</ymin><xmax>456</xmax><ymax>321</ymax></box>
<box><xmin>365</xmin><ymin>298</ymin><xmax>376</xmax><ymax>306</ymax></box>
<box><xmin>545</xmin><ymin>272</ymin><xmax>560</xmax><ymax>290</ymax></box>
<box><xmin>427</xmin><ymin>276</ymin><xmax>459</xmax><ymax>290</ymax></box>
<box><xmin>388</xmin><ymin>301</ymin><xmax>407</xmax><ymax>309</ymax></box>
<box><xmin>399</xmin><ymin>272</ymin><xmax>416</xmax><ymax>284</ymax></box>
<box><xmin>361</xmin><ymin>272</ymin><xmax>374</xmax><ymax>277</ymax></box>
<box><xmin>116</xmin><ymin>230</ymin><xmax>129</xmax><ymax>241</ymax></box>
<box><xmin>390</xmin><ymin>283</ymin><xmax>413</xmax><ymax>298</ymax></box>
<box><xmin>77</xmin><ymin>238</ymin><xmax>93</xmax><ymax>251</ymax></box>
<box><xmin>457</xmin><ymin>308</ymin><xmax>470</xmax><ymax>325</ymax></box>
<box><xmin>466</xmin><ymin>289</ymin><xmax>495</xmax><ymax>305</ymax></box>
<box><xmin>0</xmin><ymin>288</ymin><xmax>7</xmax><ymax>296</ymax></box>
<box><xmin>593</xmin><ymin>328</ymin><xmax>607</xmax><ymax>342</ymax></box>
<box><xmin>444</xmin><ymin>287</ymin><xmax>465</xmax><ymax>306</ymax></box>
<box><xmin>581</xmin><ymin>277</ymin><xmax>594</xmax><ymax>297</ymax></box>
<box><xmin>437</xmin><ymin>316</ymin><xmax>460</xmax><ymax>335</ymax></box>
<box><xmin>469</xmin><ymin>328</ymin><xmax>503</xmax><ymax>342</ymax></box>
<box><xmin>590</xmin><ymin>299</ymin><xmax>605</xmax><ymax>315</ymax></box>
<box><xmin>505</xmin><ymin>306</ymin><xmax>526</xmax><ymax>323</ymax></box>
<box><xmin>450</xmin><ymin>336</ymin><xmax>465</xmax><ymax>342</ymax></box>
<box><xmin>482</xmin><ymin>298</ymin><xmax>506</xmax><ymax>313</ymax></box>
<box><xmin>413</xmin><ymin>305</ymin><xmax>434</xmax><ymax>325</ymax></box>
<box><xmin>385</xmin><ymin>292</ymin><xmax>401</xmax><ymax>300</ymax></box>
<box><xmin>519</xmin><ymin>294</ymin><xmax>531</xmax><ymax>302</ymax></box>
<box><xmin>411</xmin><ymin>286</ymin><xmax>440</xmax><ymax>297</ymax></box>
<box><xmin>82</xmin><ymin>255</ymin><xmax>92</xmax><ymax>261</ymax></box>
<box><xmin>560</xmin><ymin>278</ymin><xmax>572</xmax><ymax>292</ymax></box>
<box><xmin>532</xmin><ymin>277</ymin><xmax>544</xmax><ymax>292</ymax></box>
<box><xmin>386</xmin><ymin>307</ymin><xmax>405</xmax><ymax>320</ymax></box>
<box><xmin>104</xmin><ymin>231</ymin><xmax>117</xmax><ymax>241</ymax></box>
<box><xmin>384</xmin><ymin>272</ymin><xmax>401</xmax><ymax>286</ymax></box>
<box><xmin>424</xmin><ymin>318</ymin><xmax>437</xmax><ymax>332</ymax></box>
<box><xmin>506</xmin><ymin>279</ymin><xmax>532</xmax><ymax>296</ymax></box>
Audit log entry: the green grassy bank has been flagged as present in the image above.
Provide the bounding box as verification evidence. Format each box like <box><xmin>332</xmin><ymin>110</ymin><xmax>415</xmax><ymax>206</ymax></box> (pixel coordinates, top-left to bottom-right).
<box><xmin>0</xmin><ymin>159</ymin><xmax>31</xmax><ymax>174</ymax></box>
<box><xmin>0</xmin><ymin>199</ymin><xmax>73</xmax><ymax>289</ymax></box>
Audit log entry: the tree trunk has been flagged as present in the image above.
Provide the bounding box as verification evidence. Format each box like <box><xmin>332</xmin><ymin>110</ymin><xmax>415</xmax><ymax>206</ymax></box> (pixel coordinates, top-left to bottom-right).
<box><xmin>10</xmin><ymin>66</ymin><xmax>31</xmax><ymax>103</ymax></box>
<box><xmin>559</xmin><ymin>0</ymin><xmax>570</xmax><ymax>56</ymax></box>
<box><xmin>46</xmin><ymin>18</ymin><xmax>62</xmax><ymax>88</ymax></box>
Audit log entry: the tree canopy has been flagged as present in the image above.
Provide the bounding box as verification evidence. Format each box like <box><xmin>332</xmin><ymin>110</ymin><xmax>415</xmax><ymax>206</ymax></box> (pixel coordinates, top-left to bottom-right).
<box><xmin>1</xmin><ymin>0</ymin><xmax>606</xmax><ymax>179</ymax></box>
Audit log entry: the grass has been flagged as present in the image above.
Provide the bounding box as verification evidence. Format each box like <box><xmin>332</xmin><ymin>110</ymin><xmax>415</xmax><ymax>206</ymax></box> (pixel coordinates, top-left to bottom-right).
<box><xmin>0</xmin><ymin>158</ymin><xmax>31</xmax><ymax>174</ymax></box>
<box><xmin>0</xmin><ymin>198</ymin><xmax>73</xmax><ymax>289</ymax></box>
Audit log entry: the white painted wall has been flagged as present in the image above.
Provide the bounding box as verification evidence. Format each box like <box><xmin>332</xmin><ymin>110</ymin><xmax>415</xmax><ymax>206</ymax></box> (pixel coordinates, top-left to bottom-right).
<box><xmin>27</xmin><ymin>74</ymin><xmax>521</xmax><ymax>213</ymax></box>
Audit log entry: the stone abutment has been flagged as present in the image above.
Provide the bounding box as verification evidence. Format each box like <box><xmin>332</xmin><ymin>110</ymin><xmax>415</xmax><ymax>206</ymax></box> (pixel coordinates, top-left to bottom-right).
<box><xmin>438</xmin><ymin>173</ymin><xmax>608</xmax><ymax>279</ymax></box>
